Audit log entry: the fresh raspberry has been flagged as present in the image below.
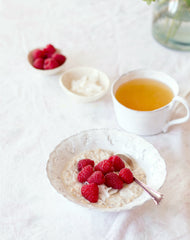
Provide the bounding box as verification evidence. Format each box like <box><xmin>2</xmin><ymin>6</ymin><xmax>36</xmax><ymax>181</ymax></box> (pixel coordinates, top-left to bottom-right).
<box><xmin>33</xmin><ymin>58</ymin><xmax>44</xmax><ymax>69</ymax></box>
<box><xmin>32</xmin><ymin>49</ymin><xmax>44</xmax><ymax>60</ymax></box>
<box><xmin>81</xmin><ymin>183</ymin><xmax>99</xmax><ymax>203</ymax></box>
<box><xmin>94</xmin><ymin>159</ymin><xmax>114</xmax><ymax>174</ymax></box>
<box><xmin>87</xmin><ymin>171</ymin><xmax>105</xmax><ymax>185</ymax></box>
<box><xmin>77</xmin><ymin>165</ymin><xmax>94</xmax><ymax>183</ymax></box>
<box><xmin>44</xmin><ymin>58</ymin><xmax>59</xmax><ymax>70</ymax></box>
<box><xmin>105</xmin><ymin>172</ymin><xmax>123</xmax><ymax>189</ymax></box>
<box><xmin>119</xmin><ymin>168</ymin><xmax>134</xmax><ymax>184</ymax></box>
<box><xmin>44</xmin><ymin>44</ymin><xmax>56</xmax><ymax>57</ymax></box>
<box><xmin>77</xmin><ymin>159</ymin><xmax>95</xmax><ymax>172</ymax></box>
<box><xmin>108</xmin><ymin>155</ymin><xmax>125</xmax><ymax>171</ymax></box>
<box><xmin>52</xmin><ymin>53</ymin><xmax>66</xmax><ymax>65</ymax></box>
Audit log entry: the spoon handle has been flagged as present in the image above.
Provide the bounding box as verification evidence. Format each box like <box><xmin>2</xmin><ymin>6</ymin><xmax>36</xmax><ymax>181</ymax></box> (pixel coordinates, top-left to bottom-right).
<box><xmin>134</xmin><ymin>178</ymin><xmax>163</xmax><ymax>205</ymax></box>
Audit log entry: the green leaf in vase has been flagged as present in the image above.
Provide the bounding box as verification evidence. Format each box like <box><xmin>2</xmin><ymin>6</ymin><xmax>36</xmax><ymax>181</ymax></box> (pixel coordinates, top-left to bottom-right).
<box><xmin>143</xmin><ymin>0</ymin><xmax>156</xmax><ymax>4</ymax></box>
<box><xmin>186</xmin><ymin>0</ymin><xmax>190</xmax><ymax>7</ymax></box>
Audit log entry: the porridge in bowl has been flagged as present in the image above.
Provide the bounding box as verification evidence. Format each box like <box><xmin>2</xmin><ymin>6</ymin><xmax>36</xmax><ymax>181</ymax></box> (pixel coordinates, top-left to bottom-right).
<box><xmin>46</xmin><ymin>128</ymin><xmax>166</xmax><ymax>211</ymax></box>
<box><xmin>62</xmin><ymin>149</ymin><xmax>146</xmax><ymax>208</ymax></box>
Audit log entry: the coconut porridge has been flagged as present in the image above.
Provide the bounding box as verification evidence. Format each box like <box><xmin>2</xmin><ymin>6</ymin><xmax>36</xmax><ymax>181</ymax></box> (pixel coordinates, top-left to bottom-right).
<box><xmin>62</xmin><ymin>149</ymin><xmax>146</xmax><ymax>208</ymax></box>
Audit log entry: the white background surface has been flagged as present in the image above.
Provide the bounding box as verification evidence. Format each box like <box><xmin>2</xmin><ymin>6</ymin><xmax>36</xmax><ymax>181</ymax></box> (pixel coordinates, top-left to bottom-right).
<box><xmin>1</xmin><ymin>0</ymin><xmax>190</xmax><ymax>239</ymax></box>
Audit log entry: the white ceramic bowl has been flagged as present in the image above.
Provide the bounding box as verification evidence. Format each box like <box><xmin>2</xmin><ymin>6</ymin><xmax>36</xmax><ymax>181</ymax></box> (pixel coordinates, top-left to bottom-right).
<box><xmin>27</xmin><ymin>48</ymin><xmax>66</xmax><ymax>75</ymax></box>
<box><xmin>46</xmin><ymin>128</ymin><xmax>166</xmax><ymax>212</ymax></box>
<box><xmin>59</xmin><ymin>67</ymin><xmax>110</xmax><ymax>103</ymax></box>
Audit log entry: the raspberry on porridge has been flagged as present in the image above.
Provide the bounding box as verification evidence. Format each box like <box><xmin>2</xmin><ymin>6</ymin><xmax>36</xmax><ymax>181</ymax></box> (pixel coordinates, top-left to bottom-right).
<box><xmin>62</xmin><ymin>149</ymin><xmax>146</xmax><ymax>208</ymax></box>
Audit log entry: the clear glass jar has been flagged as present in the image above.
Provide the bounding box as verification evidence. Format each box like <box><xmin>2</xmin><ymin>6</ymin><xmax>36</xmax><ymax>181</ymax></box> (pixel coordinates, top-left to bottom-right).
<box><xmin>152</xmin><ymin>0</ymin><xmax>190</xmax><ymax>51</ymax></box>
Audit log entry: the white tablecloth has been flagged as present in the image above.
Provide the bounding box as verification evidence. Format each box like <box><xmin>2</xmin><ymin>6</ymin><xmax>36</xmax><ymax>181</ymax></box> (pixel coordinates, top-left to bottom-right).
<box><xmin>1</xmin><ymin>0</ymin><xmax>190</xmax><ymax>239</ymax></box>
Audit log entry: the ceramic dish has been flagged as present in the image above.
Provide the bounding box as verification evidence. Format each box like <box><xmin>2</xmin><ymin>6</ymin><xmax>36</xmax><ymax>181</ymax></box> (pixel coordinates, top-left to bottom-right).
<box><xmin>27</xmin><ymin>48</ymin><xmax>66</xmax><ymax>75</ymax></box>
<box><xmin>59</xmin><ymin>67</ymin><xmax>110</xmax><ymax>103</ymax></box>
<box><xmin>46</xmin><ymin>128</ymin><xmax>166</xmax><ymax>212</ymax></box>
<box><xmin>111</xmin><ymin>69</ymin><xmax>190</xmax><ymax>135</ymax></box>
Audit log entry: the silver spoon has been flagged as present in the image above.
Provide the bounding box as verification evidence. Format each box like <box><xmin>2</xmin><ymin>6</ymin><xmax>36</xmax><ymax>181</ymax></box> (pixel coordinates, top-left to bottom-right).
<box><xmin>116</xmin><ymin>153</ymin><xmax>164</xmax><ymax>205</ymax></box>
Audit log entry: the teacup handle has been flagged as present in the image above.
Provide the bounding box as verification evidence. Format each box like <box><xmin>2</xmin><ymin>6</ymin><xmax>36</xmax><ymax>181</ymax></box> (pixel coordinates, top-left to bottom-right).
<box><xmin>163</xmin><ymin>96</ymin><xmax>190</xmax><ymax>133</ymax></box>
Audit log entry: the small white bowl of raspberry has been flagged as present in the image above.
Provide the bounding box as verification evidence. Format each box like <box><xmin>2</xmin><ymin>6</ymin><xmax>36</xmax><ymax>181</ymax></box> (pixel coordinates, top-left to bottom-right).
<box><xmin>27</xmin><ymin>44</ymin><xmax>67</xmax><ymax>75</ymax></box>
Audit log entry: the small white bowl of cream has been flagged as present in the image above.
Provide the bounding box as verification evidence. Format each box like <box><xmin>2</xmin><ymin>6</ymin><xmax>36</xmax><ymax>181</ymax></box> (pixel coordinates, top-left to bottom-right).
<box><xmin>59</xmin><ymin>66</ymin><xmax>110</xmax><ymax>103</ymax></box>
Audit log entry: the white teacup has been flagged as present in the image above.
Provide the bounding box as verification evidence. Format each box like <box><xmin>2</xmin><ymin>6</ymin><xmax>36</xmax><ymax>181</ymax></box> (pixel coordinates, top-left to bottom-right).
<box><xmin>111</xmin><ymin>69</ymin><xmax>190</xmax><ymax>136</ymax></box>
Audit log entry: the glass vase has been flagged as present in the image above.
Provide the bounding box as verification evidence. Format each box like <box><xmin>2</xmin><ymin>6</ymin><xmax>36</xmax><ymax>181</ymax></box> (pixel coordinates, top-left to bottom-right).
<box><xmin>152</xmin><ymin>0</ymin><xmax>190</xmax><ymax>51</ymax></box>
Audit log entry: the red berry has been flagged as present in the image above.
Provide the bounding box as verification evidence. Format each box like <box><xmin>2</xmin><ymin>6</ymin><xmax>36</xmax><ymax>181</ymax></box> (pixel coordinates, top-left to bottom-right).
<box><xmin>119</xmin><ymin>168</ymin><xmax>134</xmax><ymax>184</ymax></box>
<box><xmin>108</xmin><ymin>155</ymin><xmax>125</xmax><ymax>172</ymax></box>
<box><xmin>95</xmin><ymin>159</ymin><xmax>114</xmax><ymax>174</ymax></box>
<box><xmin>52</xmin><ymin>53</ymin><xmax>66</xmax><ymax>65</ymax></box>
<box><xmin>44</xmin><ymin>44</ymin><xmax>56</xmax><ymax>57</ymax></box>
<box><xmin>77</xmin><ymin>159</ymin><xmax>95</xmax><ymax>172</ymax></box>
<box><xmin>33</xmin><ymin>58</ymin><xmax>44</xmax><ymax>69</ymax></box>
<box><xmin>81</xmin><ymin>183</ymin><xmax>99</xmax><ymax>203</ymax></box>
<box><xmin>32</xmin><ymin>49</ymin><xmax>44</xmax><ymax>60</ymax></box>
<box><xmin>87</xmin><ymin>171</ymin><xmax>105</xmax><ymax>185</ymax></box>
<box><xmin>77</xmin><ymin>165</ymin><xmax>94</xmax><ymax>183</ymax></box>
<box><xmin>105</xmin><ymin>172</ymin><xmax>123</xmax><ymax>189</ymax></box>
<box><xmin>44</xmin><ymin>58</ymin><xmax>59</xmax><ymax>69</ymax></box>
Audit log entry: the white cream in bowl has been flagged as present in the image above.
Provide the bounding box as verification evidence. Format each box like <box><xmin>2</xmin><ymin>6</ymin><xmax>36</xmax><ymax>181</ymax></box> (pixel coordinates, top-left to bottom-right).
<box><xmin>59</xmin><ymin>67</ymin><xmax>110</xmax><ymax>102</ymax></box>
